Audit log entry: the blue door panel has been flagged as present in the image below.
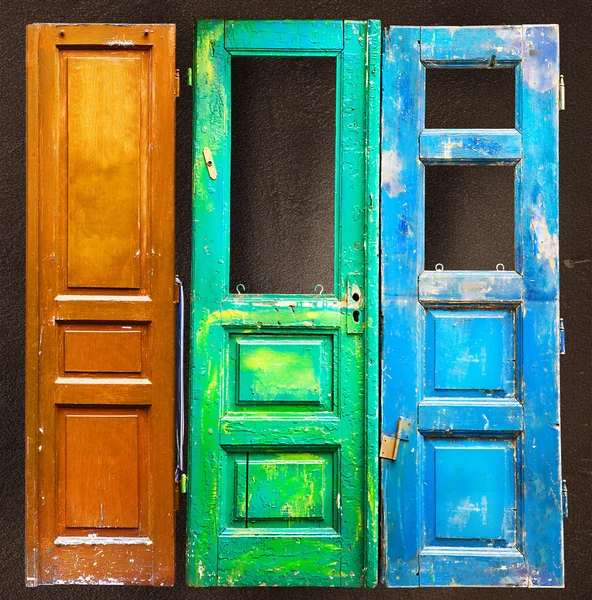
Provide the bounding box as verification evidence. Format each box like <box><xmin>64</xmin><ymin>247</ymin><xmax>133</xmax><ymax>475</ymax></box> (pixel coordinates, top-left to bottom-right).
<box><xmin>381</xmin><ymin>25</ymin><xmax>563</xmax><ymax>587</ymax></box>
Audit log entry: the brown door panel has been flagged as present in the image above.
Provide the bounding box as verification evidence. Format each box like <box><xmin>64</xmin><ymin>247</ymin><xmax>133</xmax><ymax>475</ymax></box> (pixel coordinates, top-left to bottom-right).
<box><xmin>26</xmin><ymin>23</ymin><xmax>176</xmax><ymax>586</ymax></box>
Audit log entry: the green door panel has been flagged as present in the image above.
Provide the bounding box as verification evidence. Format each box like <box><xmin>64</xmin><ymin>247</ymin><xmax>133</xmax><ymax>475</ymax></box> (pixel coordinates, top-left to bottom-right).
<box><xmin>188</xmin><ymin>19</ymin><xmax>380</xmax><ymax>587</ymax></box>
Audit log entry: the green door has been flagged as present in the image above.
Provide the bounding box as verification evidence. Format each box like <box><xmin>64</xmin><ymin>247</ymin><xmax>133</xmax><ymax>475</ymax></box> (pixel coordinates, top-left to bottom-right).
<box><xmin>187</xmin><ymin>19</ymin><xmax>380</xmax><ymax>587</ymax></box>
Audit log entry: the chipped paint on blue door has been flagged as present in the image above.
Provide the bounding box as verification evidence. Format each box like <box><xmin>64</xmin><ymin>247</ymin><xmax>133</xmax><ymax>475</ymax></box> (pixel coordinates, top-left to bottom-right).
<box><xmin>381</xmin><ymin>25</ymin><xmax>563</xmax><ymax>587</ymax></box>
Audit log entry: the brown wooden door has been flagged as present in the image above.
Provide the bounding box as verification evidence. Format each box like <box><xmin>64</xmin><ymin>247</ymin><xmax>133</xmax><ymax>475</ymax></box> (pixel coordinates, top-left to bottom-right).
<box><xmin>26</xmin><ymin>24</ymin><xmax>176</xmax><ymax>586</ymax></box>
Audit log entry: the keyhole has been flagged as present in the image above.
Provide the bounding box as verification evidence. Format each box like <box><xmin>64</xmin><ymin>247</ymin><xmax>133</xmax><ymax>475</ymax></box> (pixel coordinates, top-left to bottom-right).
<box><xmin>352</xmin><ymin>292</ymin><xmax>360</xmax><ymax>302</ymax></box>
<box><xmin>353</xmin><ymin>310</ymin><xmax>360</xmax><ymax>323</ymax></box>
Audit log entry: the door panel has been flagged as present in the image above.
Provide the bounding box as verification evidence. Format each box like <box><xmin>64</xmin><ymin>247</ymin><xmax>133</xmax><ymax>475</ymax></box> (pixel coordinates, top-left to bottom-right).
<box><xmin>188</xmin><ymin>19</ymin><xmax>380</xmax><ymax>587</ymax></box>
<box><xmin>381</xmin><ymin>25</ymin><xmax>563</xmax><ymax>587</ymax></box>
<box><xmin>26</xmin><ymin>24</ymin><xmax>176</xmax><ymax>586</ymax></box>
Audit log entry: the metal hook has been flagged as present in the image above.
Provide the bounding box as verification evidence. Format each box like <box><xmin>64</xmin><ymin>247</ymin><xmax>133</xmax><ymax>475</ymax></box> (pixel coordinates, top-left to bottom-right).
<box><xmin>314</xmin><ymin>284</ymin><xmax>324</xmax><ymax>295</ymax></box>
<box><xmin>496</xmin><ymin>263</ymin><xmax>505</xmax><ymax>271</ymax></box>
<box><xmin>435</xmin><ymin>263</ymin><xmax>444</xmax><ymax>272</ymax></box>
<box><xmin>236</xmin><ymin>283</ymin><xmax>245</xmax><ymax>294</ymax></box>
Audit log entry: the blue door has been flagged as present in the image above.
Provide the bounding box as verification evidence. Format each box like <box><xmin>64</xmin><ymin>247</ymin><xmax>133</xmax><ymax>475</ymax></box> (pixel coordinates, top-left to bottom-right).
<box><xmin>381</xmin><ymin>26</ymin><xmax>564</xmax><ymax>587</ymax></box>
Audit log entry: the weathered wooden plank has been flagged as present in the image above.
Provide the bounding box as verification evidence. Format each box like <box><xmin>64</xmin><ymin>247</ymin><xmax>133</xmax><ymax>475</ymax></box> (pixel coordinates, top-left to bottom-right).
<box><xmin>364</xmin><ymin>18</ymin><xmax>382</xmax><ymax>588</ymax></box>
<box><xmin>419</xmin><ymin>271</ymin><xmax>522</xmax><ymax>303</ymax></box>
<box><xmin>221</xmin><ymin>297</ymin><xmax>342</xmax><ymax>328</ymax></box>
<box><xmin>187</xmin><ymin>19</ymin><xmax>230</xmax><ymax>588</ymax></box>
<box><xmin>420</xmin><ymin>129</ymin><xmax>522</xmax><ymax>164</ymax></box>
<box><xmin>421</xmin><ymin>26</ymin><xmax>523</xmax><ymax>66</ymax></box>
<box><xmin>419</xmin><ymin>400</ymin><xmax>523</xmax><ymax>433</ymax></box>
<box><xmin>220</xmin><ymin>417</ymin><xmax>341</xmax><ymax>446</ymax></box>
<box><xmin>225</xmin><ymin>20</ymin><xmax>343</xmax><ymax>54</ymax></box>
<box><xmin>218</xmin><ymin>536</ymin><xmax>341</xmax><ymax>586</ymax></box>
<box><xmin>517</xmin><ymin>24</ymin><xmax>563</xmax><ymax>587</ymax></box>
<box><xmin>380</xmin><ymin>26</ymin><xmax>424</xmax><ymax>588</ymax></box>
<box><xmin>419</xmin><ymin>549</ymin><xmax>528</xmax><ymax>586</ymax></box>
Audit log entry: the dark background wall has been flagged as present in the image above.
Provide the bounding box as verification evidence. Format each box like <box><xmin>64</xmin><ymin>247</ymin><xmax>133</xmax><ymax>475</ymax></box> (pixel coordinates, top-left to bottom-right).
<box><xmin>1</xmin><ymin>0</ymin><xmax>590</xmax><ymax>598</ymax></box>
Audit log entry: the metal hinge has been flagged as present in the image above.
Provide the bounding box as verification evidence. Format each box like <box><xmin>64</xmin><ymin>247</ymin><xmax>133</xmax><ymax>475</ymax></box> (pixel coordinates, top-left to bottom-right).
<box><xmin>559</xmin><ymin>74</ymin><xmax>565</xmax><ymax>111</ymax></box>
<box><xmin>187</xmin><ymin>67</ymin><xmax>193</xmax><ymax>87</ymax></box>
<box><xmin>560</xmin><ymin>318</ymin><xmax>565</xmax><ymax>354</ymax></box>
<box><xmin>562</xmin><ymin>480</ymin><xmax>568</xmax><ymax>518</ymax></box>
<box><xmin>174</xmin><ymin>68</ymin><xmax>181</xmax><ymax>98</ymax></box>
<box><xmin>380</xmin><ymin>417</ymin><xmax>411</xmax><ymax>461</ymax></box>
<box><xmin>174</xmin><ymin>278</ymin><xmax>181</xmax><ymax>304</ymax></box>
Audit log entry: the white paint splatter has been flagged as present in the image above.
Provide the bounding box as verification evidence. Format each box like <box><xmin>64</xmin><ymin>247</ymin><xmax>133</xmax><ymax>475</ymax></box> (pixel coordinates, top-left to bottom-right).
<box><xmin>382</xmin><ymin>149</ymin><xmax>406</xmax><ymax>198</ymax></box>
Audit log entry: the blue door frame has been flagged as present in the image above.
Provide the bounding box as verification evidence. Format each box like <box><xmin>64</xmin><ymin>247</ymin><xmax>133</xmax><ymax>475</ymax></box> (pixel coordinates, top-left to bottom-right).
<box><xmin>380</xmin><ymin>25</ymin><xmax>563</xmax><ymax>587</ymax></box>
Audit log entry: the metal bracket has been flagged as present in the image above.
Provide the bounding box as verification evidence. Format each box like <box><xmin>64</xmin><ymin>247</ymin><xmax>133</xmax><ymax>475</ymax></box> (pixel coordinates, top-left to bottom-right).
<box><xmin>380</xmin><ymin>417</ymin><xmax>411</xmax><ymax>461</ymax></box>
<box><xmin>203</xmin><ymin>147</ymin><xmax>217</xmax><ymax>180</ymax></box>
<box><xmin>562</xmin><ymin>480</ymin><xmax>568</xmax><ymax>518</ymax></box>
<box><xmin>174</xmin><ymin>68</ymin><xmax>180</xmax><ymax>98</ymax></box>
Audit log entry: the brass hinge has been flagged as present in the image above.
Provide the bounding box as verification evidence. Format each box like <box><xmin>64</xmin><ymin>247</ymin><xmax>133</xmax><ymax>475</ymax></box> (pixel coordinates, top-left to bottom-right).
<box><xmin>174</xmin><ymin>68</ymin><xmax>181</xmax><ymax>98</ymax></box>
<box><xmin>380</xmin><ymin>417</ymin><xmax>411</xmax><ymax>461</ymax></box>
<box><xmin>559</xmin><ymin>74</ymin><xmax>565</xmax><ymax>111</ymax></box>
<box><xmin>174</xmin><ymin>277</ymin><xmax>181</xmax><ymax>304</ymax></box>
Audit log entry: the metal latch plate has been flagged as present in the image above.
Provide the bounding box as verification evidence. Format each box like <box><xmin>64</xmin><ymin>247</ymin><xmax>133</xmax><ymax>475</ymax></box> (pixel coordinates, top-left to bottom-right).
<box><xmin>203</xmin><ymin>147</ymin><xmax>217</xmax><ymax>180</ymax></box>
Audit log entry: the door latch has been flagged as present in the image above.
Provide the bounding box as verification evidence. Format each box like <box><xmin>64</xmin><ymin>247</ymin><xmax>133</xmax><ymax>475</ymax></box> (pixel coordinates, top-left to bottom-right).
<box><xmin>203</xmin><ymin>147</ymin><xmax>217</xmax><ymax>180</ymax></box>
<box><xmin>347</xmin><ymin>274</ymin><xmax>364</xmax><ymax>334</ymax></box>
<box><xmin>380</xmin><ymin>417</ymin><xmax>411</xmax><ymax>461</ymax></box>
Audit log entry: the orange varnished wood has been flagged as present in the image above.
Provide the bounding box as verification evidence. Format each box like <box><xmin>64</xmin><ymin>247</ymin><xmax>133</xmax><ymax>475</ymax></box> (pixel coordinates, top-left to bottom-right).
<box><xmin>26</xmin><ymin>23</ymin><xmax>176</xmax><ymax>586</ymax></box>
<box><xmin>65</xmin><ymin>414</ymin><xmax>140</xmax><ymax>528</ymax></box>
<box><xmin>66</xmin><ymin>53</ymin><xmax>144</xmax><ymax>289</ymax></box>
<box><xmin>64</xmin><ymin>330</ymin><xmax>143</xmax><ymax>374</ymax></box>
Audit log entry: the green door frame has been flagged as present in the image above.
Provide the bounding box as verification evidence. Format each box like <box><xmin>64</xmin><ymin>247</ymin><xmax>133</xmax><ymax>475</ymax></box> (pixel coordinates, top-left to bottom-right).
<box><xmin>187</xmin><ymin>19</ymin><xmax>380</xmax><ymax>587</ymax></box>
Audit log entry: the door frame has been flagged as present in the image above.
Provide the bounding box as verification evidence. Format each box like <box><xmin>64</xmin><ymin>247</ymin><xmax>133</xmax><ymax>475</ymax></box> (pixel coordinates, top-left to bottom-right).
<box><xmin>187</xmin><ymin>19</ymin><xmax>380</xmax><ymax>586</ymax></box>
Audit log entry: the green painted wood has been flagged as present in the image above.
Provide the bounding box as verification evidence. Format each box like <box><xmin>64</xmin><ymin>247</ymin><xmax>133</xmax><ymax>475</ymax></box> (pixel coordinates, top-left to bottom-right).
<box><xmin>225</xmin><ymin>20</ymin><xmax>343</xmax><ymax>53</ymax></box>
<box><xmin>188</xmin><ymin>19</ymin><xmax>380</xmax><ymax>587</ymax></box>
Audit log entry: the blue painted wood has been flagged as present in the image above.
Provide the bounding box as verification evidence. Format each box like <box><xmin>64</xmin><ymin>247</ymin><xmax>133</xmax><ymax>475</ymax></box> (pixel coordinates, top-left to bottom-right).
<box><xmin>418</xmin><ymin>400</ymin><xmax>523</xmax><ymax>434</ymax></box>
<box><xmin>420</xmin><ymin>129</ymin><xmax>522</xmax><ymax>164</ymax></box>
<box><xmin>420</xmin><ymin>26</ymin><xmax>523</xmax><ymax>66</ymax></box>
<box><xmin>425</xmin><ymin>440</ymin><xmax>516</xmax><ymax>544</ymax></box>
<box><xmin>420</xmin><ymin>549</ymin><xmax>527</xmax><ymax>586</ymax></box>
<box><xmin>425</xmin><ymin>309</ymin><xmax>515</xmax><ymax>397</ymax></box>
<box><xmin>419</xmin><ymin>271</ymin><xmax>522</xmax><ymax>304</ymax></box>
<box><xmin>380</xmin><ymin>26</ymin><xmax>424</xmax><ymax>588</ymax></box>
<box><xmin>225</xmin><ymin>20</ymin><xmax>343</xmax><ymax>54</ymax></box>
<box><xmin>518</xmin><ymin>25</ymin><xmax>563</xmax><ymax>587</ymax></box>
<box><xmin>381</xmin><ymin>25</ymin><xmax>563</xmax><ymax>588</ymax></box>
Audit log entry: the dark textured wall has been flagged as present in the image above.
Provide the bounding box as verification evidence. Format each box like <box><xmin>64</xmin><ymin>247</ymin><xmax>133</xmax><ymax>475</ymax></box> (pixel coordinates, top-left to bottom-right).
<box><xmin>1</xmin><ymin>1</ymin><xmax>591</xmax><ymax>598</ymax></box>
